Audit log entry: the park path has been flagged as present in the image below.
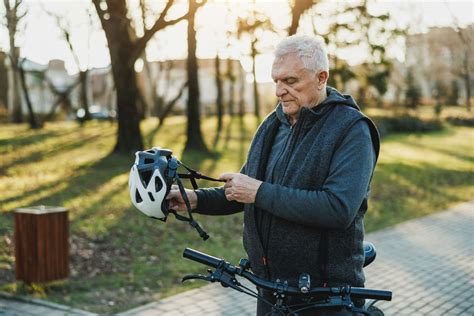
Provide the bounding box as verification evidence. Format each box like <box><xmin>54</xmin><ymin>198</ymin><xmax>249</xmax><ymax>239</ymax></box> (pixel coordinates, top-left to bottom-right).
<box><xmin>1</xmin><ymin>201</ymin><xmax>473</xmax><ymax>315</ymax></box>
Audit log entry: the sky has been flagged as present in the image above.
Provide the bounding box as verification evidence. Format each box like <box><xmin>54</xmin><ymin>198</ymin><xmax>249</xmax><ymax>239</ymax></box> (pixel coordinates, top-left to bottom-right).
<box><xmin>0</xmin><ymin>0</ymin><xmax>472</xmax><ymax>82</ymax></box>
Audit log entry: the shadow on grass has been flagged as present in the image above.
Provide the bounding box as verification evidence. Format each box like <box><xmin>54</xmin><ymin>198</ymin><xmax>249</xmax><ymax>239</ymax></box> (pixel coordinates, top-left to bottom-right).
<box><xmin>399</xmin><ymin>140</ymin><xmax>474</xmax><ymax>163</ymax></box>
<box><xmin>0</xmin><ymin>132</ymin><xmax>111</xmax><ymax>175</ymax></box>
<box><xmin>0</xmin><ymin>130</ymin><xmax>60</xmax><ymax>152</ymax></box>
<box><xmin>381</xmin><ymin>126</ymin><xmax>457</xmax><ymax>142</ymax></box>
<box><xmin>4</xmin><ymin>153</ymin><xmax>130</xmax><ymax>219</ymax></box>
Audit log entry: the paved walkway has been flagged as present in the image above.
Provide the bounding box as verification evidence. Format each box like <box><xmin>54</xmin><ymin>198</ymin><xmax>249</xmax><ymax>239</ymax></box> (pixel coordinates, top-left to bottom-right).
<box><xmin>0</xmin><ymin>292</ymin><xmax>95</xmax><ymax>316</ymax></box>
<box><xmin>1</xmin><ymin>201</ymin><xmax>473</xmax><ymax>315</ymax></box>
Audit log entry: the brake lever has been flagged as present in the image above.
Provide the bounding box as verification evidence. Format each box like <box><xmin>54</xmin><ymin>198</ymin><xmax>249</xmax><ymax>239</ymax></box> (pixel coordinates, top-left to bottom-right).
<box><xmin>181</xmin><ymin>273</ymin><xmax>214</xmax><ymax>283</ymax></box>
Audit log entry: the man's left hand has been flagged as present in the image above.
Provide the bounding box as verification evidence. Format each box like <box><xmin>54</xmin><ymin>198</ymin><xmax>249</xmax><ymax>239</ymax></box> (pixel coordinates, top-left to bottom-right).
<box><xmin>220</xmin><ymin>173</ymin><xmax>263</xmax><ymax>204</ymax></box>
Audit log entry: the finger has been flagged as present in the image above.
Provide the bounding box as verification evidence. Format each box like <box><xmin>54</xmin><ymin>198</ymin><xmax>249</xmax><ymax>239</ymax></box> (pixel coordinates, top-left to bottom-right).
<box><xmin>225</xmin><ymin>193</ymin><xmax>234</xmax><ymax>201</ymax></box>
<box><xmin>219</xmin><ymin>173</ymin><xmax>236</xmax><ymax>181</ymax></box>
<box><xmin>225</xmin><ymin>186</ymin><xmax>233</xmax><ymax>195</ymax></box>
<box><xmin>165</xmin><ymin>190</ymin><xmax>179</xmax><ymax>199</ymax></box>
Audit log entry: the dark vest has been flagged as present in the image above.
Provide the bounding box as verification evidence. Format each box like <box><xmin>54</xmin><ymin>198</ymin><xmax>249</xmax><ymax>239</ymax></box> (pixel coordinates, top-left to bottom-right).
<box><xmin>241</xmin><ymin>103</ymin><xmax>380</xmax><ymax>287</ymax></box>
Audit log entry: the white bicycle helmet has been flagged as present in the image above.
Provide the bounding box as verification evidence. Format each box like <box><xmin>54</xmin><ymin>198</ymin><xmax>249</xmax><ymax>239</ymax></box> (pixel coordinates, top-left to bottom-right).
<box><xmin>129</xmin><ymin>147</ymin><xmax>224</xmax><ymax>240</ymax></box>
<box><xmin>128</xmin><ymin>147</ymin><xmax>175</xmax><ymax>219</ymax></box>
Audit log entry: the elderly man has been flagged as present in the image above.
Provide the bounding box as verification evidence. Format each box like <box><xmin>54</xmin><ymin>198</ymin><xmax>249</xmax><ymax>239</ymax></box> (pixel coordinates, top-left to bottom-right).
<box><xmin>167</xmin><ymin>35</ymin><xmax>379</xmax><ymax>315</ymax></box>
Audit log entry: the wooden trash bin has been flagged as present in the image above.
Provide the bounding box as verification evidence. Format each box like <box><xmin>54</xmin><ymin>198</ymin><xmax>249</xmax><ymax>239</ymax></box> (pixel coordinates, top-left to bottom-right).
<box><xmin>14</xmin><ymin>206</ymin><xmax>69</xmax><ymax>283</ymax></box>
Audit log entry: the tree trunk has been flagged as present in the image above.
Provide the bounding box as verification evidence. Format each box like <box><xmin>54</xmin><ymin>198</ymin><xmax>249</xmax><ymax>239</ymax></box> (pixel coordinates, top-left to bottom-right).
<box><xmin>227</xmin><ymin>58</ymin><xmax>235</xmax><ymax>116</ymax></box>
<box><xmin>288</xmin><ymin>0</ymin><xmax>314</xmax><ymax>36</ymax></box>
<box><xmin>251</xmin><ymin>40</ymin><xmax>260</xmax><ymax>120</ymax></box>
<box><xmin>184</xmin><ymin>0</ymin><xmax>208</xmax><ymax>152</ymax></box>
<box><xmin>239</xmin><ymin>63</ymin><xmax>246</xmax><ymax>118</ymax></box>
<box><xmin>79</xmin><ymin>70</ymin><xmax>91</xmax><ymax>120</ymax></box>
<box><xmin>8</xmin><ymin>27</ymin><xmax>23</xmax><ymax>122</ymax></box>
<box><xmin>8</xmin><ymin>56</ymin><xmax>22</xmax><ymax>123</ymax></box>
<box><xmin>215</xmin><ymin>55</ymin><xmax>223</xmax><ymax>134</ymax></box>
<box><xmin>463</xmin><ymin>53</ymin><xmax>471</xmax><ymax>111</ymax></box>
<box><xmin>99</xmin><ymin>1</ymin><xmax>144</xmax><ymax>155</ymax></box>
<box><xmin>111</xmin><ymin>57</ymin><xmax>143</xmax><ymax>154</ymax></box>
<box><xmin>18</xmin><ymin>61</ymin><xmax>40</xmax><ymax>129</ymax></box>
<box><xmin>0</xmin><ymin>52</ymin><xmax>8</xmax><ymax>110</ymax></box>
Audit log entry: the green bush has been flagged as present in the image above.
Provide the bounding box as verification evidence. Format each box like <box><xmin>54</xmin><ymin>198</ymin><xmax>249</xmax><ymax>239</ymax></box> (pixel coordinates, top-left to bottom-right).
<box><xmin>372</xmin><ymin>114</ymin><xmax>444</xmax><ymax>137</ymax></box>
<box><xmin>445</xmin><ymin>115</ymin><xmax>474</xmax><ymax>127</ymax></box>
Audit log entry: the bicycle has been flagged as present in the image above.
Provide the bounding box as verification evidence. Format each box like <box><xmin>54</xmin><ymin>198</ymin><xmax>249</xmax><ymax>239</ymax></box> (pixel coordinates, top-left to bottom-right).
<box><xmin>181</xmin><ymin>242</ymin><xmax>391</xmax><ymax>315</ymax></box>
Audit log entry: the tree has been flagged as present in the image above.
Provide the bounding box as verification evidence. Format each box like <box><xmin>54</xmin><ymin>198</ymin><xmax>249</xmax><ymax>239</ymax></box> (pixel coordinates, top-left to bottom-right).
<box><xmin>0</xmin><ymin>51</ymin><xmax>9</xmax><ymax>111</ymax></box>
<box><xmin>312</xmin><ymin>1</ymin><xmax>405</xmax><ymax>105</ymax></box>
<box><xmin>450</xmin><ymin>24</ymin><xmax>473</xmax><ymax>111</ymax></box>
<box><xmin>238</xmin><ymin>62</ymin><xmax>246</xmax><ymax>118</ymax></box>
<box><xmin>226</xmin><ymin>57</ymin><xmax>236</xmax><ymax>116</ymax></box>
<box><xmin>184</xmin><ymin>0</ymin><xmax>208</xmax><ymax>153</ymax></box>
<box><xmin>92</xmin><ymin>0</ymin><xmax>201</xmax><ymax>154</ymax></box>
<box><xmin>215</xmin><ymin>55</ymin><xmax>224</xmax><ymax>134</ymax></box>
<box><xmin>237</xmin><ymin>8</ymin><xmax>272</xmax><ymax>120</ymax></box>
<box><xmin>448</xmin><ymin>80</ymin><xmax>459</xmax><ymax>106</ymax></box>
<box><xmin>17</xmin><ymin>58</ymin><xmax>40</xmax><ymax>128</ymax></box>
<box><xmin>43</xmin><ymin>74</ymin><xmax>81</xmax><ymax>122</ymax></box>
<box><xmin>405</xmin><ymin>68</ymin><xmax>421</xmax><ymax>109</ymax></box>
<box><xmin>3</xmin><ymin>0</ymin><xmax>26</xmax><ymax>123</ymax></box>
<box><xmin>288</xmin><ymin>0</ymin><xmax>316</xmax><ymax>35</ymax></box>
<box><xmin>433</xmin><ymin>79</ymin><xmax>448</xmax><ymax>116</ymax></box>
<box><xmin>44</xmin><ymin>7</ymin><xmax>94</xmax><ymax>122</ymax></box>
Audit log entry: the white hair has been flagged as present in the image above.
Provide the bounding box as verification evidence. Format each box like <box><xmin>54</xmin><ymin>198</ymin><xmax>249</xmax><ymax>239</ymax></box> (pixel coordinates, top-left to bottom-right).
<box><xmin>274</xmin><ymin>35</ymin><xmax>329</xmax><ymax>75</ymax></box>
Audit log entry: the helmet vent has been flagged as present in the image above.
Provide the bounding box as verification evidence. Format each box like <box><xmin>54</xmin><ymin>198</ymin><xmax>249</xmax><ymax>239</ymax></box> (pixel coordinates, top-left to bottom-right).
<box><xmin>135</xmin><ymin>189</ymin><xmax>143</xmax><ymax>203</ymax></box>
<box><xmin>148</xmin><ymin>192</ymin><xmax>155</xmax><ymax>202</ymax></box>
<box><xmin>144</xmin><ymin>158</ymin><xmax>154</xmax><ymax>164</ymax></box>
<box><xmin>155</xmin><ymin>176</ymin><xmax>163</xmax><ymax>192</ymax></box>
<box><xmin>139</xmin><ymin>170</ymin><xmax>153</xmax><ymax>187</ymax></box>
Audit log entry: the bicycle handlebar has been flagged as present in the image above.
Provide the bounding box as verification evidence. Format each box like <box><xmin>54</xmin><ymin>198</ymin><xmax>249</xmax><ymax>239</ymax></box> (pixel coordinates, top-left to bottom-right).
<box><xmin>183</xmin><ymin>248</ymin><xmax>392</xmax><ymax>301</ymax></box>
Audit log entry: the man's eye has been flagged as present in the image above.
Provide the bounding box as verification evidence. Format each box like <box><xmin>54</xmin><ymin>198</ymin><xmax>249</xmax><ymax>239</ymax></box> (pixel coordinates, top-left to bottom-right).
<box><xmin>286</xmin><ymin>79</ymin><xmax>296</xmax><ymax>84</ymax></box>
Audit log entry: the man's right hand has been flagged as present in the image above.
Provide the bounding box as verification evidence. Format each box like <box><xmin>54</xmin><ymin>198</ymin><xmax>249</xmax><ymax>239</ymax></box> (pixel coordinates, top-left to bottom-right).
<box><xmin>166</xmin><ymin>185</ymin><xmax>197</xmax><ymax>212</ymax></box>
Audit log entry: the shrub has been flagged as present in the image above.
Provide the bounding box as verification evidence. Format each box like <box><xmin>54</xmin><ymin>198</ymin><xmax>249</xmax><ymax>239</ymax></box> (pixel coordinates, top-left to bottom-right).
<box><xmin>372</xmin><ymin>114</ymin><xmax>444</xmax><ymax>137</ymax></box>
<box><xmin>445</xmin><ymin>115</ymin><xmax>474</xmax><ymax>127</ymax></box>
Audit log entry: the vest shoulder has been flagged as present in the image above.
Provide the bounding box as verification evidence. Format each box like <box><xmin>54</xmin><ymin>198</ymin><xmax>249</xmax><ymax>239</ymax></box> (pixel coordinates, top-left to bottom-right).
<box><xmin>333</xmin><ymin>104</ymin><xmax>365</xmax><ymax>118</ymax></box>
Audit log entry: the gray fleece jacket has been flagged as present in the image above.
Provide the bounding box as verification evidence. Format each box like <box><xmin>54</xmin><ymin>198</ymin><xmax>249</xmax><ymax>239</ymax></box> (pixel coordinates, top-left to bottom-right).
<box><xmin>195</xmin><ymin>87</ymin><xmax>380</xmax><ymax>288</ymax></box>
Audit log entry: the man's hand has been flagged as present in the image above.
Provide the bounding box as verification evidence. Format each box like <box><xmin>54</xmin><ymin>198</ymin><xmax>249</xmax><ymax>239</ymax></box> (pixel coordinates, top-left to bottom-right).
<box><xmin>165</xmin><ymin>185</ymin><xmax>197</xmax><ymax>212</ymax></box>
<box><xmin>220</xmin><ymin>173</ymin><xmax>263</xmax><ymax>204</ymax></box>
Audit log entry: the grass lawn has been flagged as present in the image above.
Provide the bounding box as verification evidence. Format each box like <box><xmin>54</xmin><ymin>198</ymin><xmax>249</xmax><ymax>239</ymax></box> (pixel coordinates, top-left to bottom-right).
<box><xmin>0</xmin><ymin>112</ymin><xmax>473</xmax><ymax>313</ymax></box>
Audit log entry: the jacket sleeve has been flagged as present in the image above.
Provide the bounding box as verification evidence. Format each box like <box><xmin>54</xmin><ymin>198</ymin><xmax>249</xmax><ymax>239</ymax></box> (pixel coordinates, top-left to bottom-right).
<box><xmin>254</xmin><ymin>120</ymin><xmax>376</xmax><ymax>229</ymax></box>
<box><xmin>193</xmin><ymin>164</ymin><xmax>246</xmax><ymax>215</ymax></box>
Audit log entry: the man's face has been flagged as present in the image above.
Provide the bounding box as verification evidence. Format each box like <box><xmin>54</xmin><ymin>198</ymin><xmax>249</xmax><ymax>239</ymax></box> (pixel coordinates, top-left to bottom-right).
<box><xmin>271</xmin><ymin>53</ymin><xmax>321</xmax><ymax>120</ymax></box>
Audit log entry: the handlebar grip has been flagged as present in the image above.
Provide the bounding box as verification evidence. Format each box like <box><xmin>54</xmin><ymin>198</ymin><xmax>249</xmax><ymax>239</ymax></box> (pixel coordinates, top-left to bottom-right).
<box><xmin>183</xmin><ymin>248</ymin><xmax>223</xmax><ymax>268</ymax></box>
<box><xmin>351</xmin><ymin>288</ymin><xmax>392</xmax><ymax>301</ymax></box>
<box><xmin>370</xmin><ymin>290</ymin><xmax>392</xmax><ymax>301</ymax></box>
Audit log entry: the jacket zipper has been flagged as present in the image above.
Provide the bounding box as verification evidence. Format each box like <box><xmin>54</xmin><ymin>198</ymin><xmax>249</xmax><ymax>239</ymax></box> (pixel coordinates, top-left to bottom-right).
<box><xmin>259</xmin><ymin>117</ymin><xmax>304</xmax><ymax>280</ymax></box>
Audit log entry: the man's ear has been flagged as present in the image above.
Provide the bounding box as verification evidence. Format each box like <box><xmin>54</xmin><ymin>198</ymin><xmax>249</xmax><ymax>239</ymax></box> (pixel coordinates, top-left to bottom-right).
<box><xmin>317</xmin><ymin>71</ymin><xmax>329</xmax><ymax>89</ymax></box>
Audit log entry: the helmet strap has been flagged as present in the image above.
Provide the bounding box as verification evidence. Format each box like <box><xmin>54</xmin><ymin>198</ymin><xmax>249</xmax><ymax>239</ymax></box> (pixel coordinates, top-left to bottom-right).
<box><xmin>167</xmin><ymin>160</ymin><xmax>226</xmax><ymax>241</ymax></box>
<box><xmin>178</xmin><ymin>163</ymin><xmax>225</xmax><ymax>189</ymax></box>
<box><xmin>169</xmin><ymin>174</ymin><xmax>210</xmax><ymax>240</ymax></box>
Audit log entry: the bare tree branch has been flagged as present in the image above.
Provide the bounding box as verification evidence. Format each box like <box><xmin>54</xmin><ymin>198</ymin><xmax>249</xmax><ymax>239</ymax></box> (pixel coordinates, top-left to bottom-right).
<box><xmin>42</xmin><ymin>7</ymin><xmax>82</xmax><ymax>71</ymax></box>
<box><xmin>158</xmin><ymin>80</ymin><xmax>188</xmax><ymax>127</ymax></box>
<box><xmin>132</xmin><ymin>0</ymin><xmax>207</xmax><ymax>63</ymax></box>
<box><xmin>43</xmin><ymin>77</ymin><xmax>81</xmax><ymax>121</ymax></box>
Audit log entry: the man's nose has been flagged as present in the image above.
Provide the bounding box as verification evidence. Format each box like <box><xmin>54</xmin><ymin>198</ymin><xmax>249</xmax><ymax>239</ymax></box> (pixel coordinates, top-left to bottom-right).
<box><xmin>275</xmin><ymin>82</ymin><xmax>287</xmax><ymax>97</ymax></box>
